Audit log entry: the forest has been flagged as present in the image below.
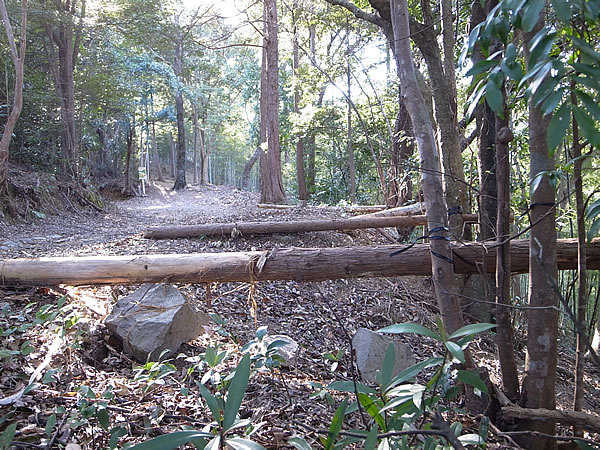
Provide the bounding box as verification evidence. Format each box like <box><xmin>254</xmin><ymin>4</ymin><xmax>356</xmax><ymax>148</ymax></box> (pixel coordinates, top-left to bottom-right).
<box><xmin>1</xmin><ymin>0</ymin><xmax>600</xmax><ymax>448</ymax></box>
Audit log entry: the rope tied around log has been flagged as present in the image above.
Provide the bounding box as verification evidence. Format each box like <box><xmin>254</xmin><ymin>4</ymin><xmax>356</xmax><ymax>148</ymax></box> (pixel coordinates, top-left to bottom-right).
<box><xmin>389</xmin><ymin>226</ymin><xmax>453</xmax><ymax>264</ymax></box>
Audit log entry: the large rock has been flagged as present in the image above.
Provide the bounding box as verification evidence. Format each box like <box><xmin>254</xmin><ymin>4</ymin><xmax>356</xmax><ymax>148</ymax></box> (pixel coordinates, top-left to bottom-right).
<box><xmin>263</xmin><ymin>335</ymin><xmax>299</xmax><ymax>367</ymax></box>
<box><xmin>352</xmin><ymin>328</ymin><xmax>416</xmax><ymax>384</ymax></box>
<box><xmin>105</xmin><ymin>284</ymin><xmax>210</xmax><ymax>362</ymax></box>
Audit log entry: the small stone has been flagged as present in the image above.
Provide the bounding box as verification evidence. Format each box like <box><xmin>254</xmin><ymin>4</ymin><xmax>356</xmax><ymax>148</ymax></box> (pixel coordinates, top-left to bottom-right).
<box><xmin>263</xmin><ymin>335</ymin><xmax>299</xmax><ymax>367</ymax></box>
<box><xmin>104</xmin><ymin>284</ymin><xmax>210</xmax><ymax>362</ymax></box>
<box><xmin>352</xmin><ymin>328</ymin><xmax>415</xmax><ymax>384</ymax></box>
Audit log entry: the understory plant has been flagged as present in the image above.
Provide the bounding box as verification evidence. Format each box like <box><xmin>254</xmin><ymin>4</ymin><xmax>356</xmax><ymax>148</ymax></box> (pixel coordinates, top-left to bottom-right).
<box><xmin>289</xmin><ymin>321</ymin><xmax>496</xmax><ymax>449</ymax></box>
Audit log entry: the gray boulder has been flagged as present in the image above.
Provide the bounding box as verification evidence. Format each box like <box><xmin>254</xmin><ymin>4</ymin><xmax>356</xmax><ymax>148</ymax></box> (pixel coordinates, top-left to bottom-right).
<box><xmin>105</xmin><ymin>284</ymin><xmax>210</xmax><ymax>362</ymax></box>
<box><xmin>352</xmin><ymin>328</ymin><xmax>416</xmax><ymax>384</ymax></box>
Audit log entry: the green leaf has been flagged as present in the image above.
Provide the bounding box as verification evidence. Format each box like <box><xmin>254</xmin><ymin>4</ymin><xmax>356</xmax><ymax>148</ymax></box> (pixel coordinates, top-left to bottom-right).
<box><xmin>541</xmin><ymin>87</ymin><xmax>565</xmax><ymax>115</ymax></box>
<box><xmin>571</xmin><ymin>36</ymin><xmax>600</xmax><ymax>62</ymax></box>
<box><xmin>573</xmin><ymin>105</ymin><xmax>600</xmax><ymax>148</ymax></box>
<box><xmin>547</xmin><ymin>102</ymin><xmax>571</xmax><ymax>155</ymax></box>
<box><xmin>110</xmin><ymin>426</ymin><xmax>128</xmax><ymax>450</ymax></box>
<box><xmin>465</xmin><ymin>80</ymin><xmax>487</xmax><ymax>123</ymax></box>
<box><xmin>526</xmin><ymin>62</ymin><xmax>553</xmax><ymax>98</ymax></box>
<box><xmin>358</xmin><ymin>393</ymin><xmax>386</xmax><ymax>430</ymax></box>
<box><xmin>288</xmin><ymin>437</ymin><xmax>314</xmax><ymax>450</ymax></box>
<box><xmin>97</xmin><ymin>407</ymin><xmax>110</xmax><ymax>430</ymax></box>
<box><xmin>522</xmin><ymin>0</ymin><xmax>545</xmax><ymax>32</ymax></box>
<box><xmin>551</xmin><ymin>0</ymin><xmax>572</xmax><ymax>22</ymax></box>
<box><xmin>128</xmin><ymin>431</ymin><xmax>213</xmax><ymax>450</ymax></box>
<box><xmin>572</xmin><ymin>62</ymin><xmax>600</xmax><ymax>79</ymax></box>
<box><xmin>326</xmin><ymin>381</ymin><xmax>377</xmax><ymax>395</ymax></box>
<box><xmin>445</xmin><ymin>341</ymin><xmax>465</xmax><ymax>363</ymax></box>
<box><xmin>448</xmin><ymin>323</ymin><xmax>497</xmax><ymax>340</ymax></box>
<box><xmin>364</xmin><ymin>426</ymin><xmax>378</xmax><ymax>450</ymax></box>
<box><xmin>378</xmin><ymin>323</ymin><xmax>441</xmax><ymax>340</ymax></box>
<box><xmin>465</xmin><ymin>60</ymin><xmax>499</xmax><ymax>78</ymax></box>
<box><xmin>379</xmin><ymin>344</ymin><xmax>396</xmax><ymax>391</ymax></box>
<box><xmin>457</xmin><ymin>370</ymin><xmax>489</xmax><ymax>394</ymax></box>
<box><xmin>573</xmin><ymin>75</ymin><xmax>600</xmax><ymax>92</ymax></box>
<box><xmin>223</xmin><ymin>353</ymin><xmax>251</xmax><ymax>432</ymax></box>
<box><xmin>526</xmin><ymin>32</ymin><xmax>556</xmax><ymax>69</ymax></box>
<box><xmin>197</xmin><ymin>383</ymin><xmax>222</xmax><ymax>423</ymax></box>
<box><xmin>458</xmin><ymin>433</ymin><xmax>486</xmax><ymax>445</ymax></box>
<box><xmin>225</xmin><ymin>438</ymin><xmax>266</xmax><ymax>450</ymax></box>
<box><xmin>24</xmin><ymin>383</ymin><xmax>40</xmax><ymax>394</ymax></box>
<box><xmin>45</xmin><ymin>414</ymin><xmax>57</xmax><ymax>437</ymax></box>
<box><xmin>385</xmin><ymin>358</ymin><xmax>444</xmax><ymax>393</ymax></box>
<box><xmin>325</xmin><ymin>398</ymin><xmax>349</xmax><ymax>450</ymax></box>
<box><xmin>485</xmin><ymin>79</ymin><xmax>504</xmax><ymax>116</ymax></box>
<box><xmin>586</xmin><ymin>200</ymin><xmax>600</xmax><ymax>221</ymax></box>
<box><xmin>588</xmin><ymin>218</ymin><xmax>600</xmax><ymax>241</ymax></box>
<box><xmin>576</xmin><ymin>91</ymin><xmax>600</xmax><ymax>121</ymax></box>
<box><xmin>0</xmin><ymin>423</ymin><xmax>17</xmax><ymax>448</ymax></box>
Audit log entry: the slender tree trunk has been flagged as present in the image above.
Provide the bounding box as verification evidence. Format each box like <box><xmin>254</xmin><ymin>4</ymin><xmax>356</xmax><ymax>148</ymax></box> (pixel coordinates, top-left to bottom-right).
<box><xmin>241</xmin><ymin>147</ymin><xmax>260</xmax><ymax>190</ymax></box>
<box><xmin>390</xmin><ymin>0</ymin><xmax>464</xmax><ymax>335</ymax></box>
<box><xmin>521</xmin><ymin>17</ymin><xmax>559</xmax><ymax>449</ymax></box>
<box><xmin>151</xmin><ymin>120</ymin><xmax>163</xmax><ymax>181</ymax></box>
<box><xmin>495</xmin><ymin>106</ymin><xmax>519</xmax><ymax>402</ymax></box>
<box><xmin>122</xmin><ymin>121</ymin><xmax>135</xmax><ymax>197</ymax></box>
<box><xmin>0</xmin><ymin>0</ymin><xmax>27</xmax><ymax>191</ymax></box>
<box><xmin>259</xmin><ymin>0</ymin><xmax>286</xmax><ymax>204</ymax></box>
<box><xmin>572</xmin><ymin>87</ymin><xmax>587</xmax><ymax>438</ymax></box>
<box><xmin>293</xmin><ymin>5</ymin><xmax>308</xmax><ymax>202</ymax></box>
<box><xmin>172</xmin><ymin>38</ymin><xmax>186</xmax><ymax>191</ymax></box>
<box><xmin>389</xmin><ymin>90</ymin><xmax>414</xmax><ymax>207</ymax></box>
<box><xmin>347</xmin><ymin>59</ymin><xmax>356</xmax><ymax>203</ymax></box>
<box><xmin>200</xmin><ymin>127</ymin><xmax>208</xmax><ymax>184</ymax></box>
<box><xmin>192</xmin><ymin>103</ymin><xmax>199</xmax><ymax>185</ymax></box>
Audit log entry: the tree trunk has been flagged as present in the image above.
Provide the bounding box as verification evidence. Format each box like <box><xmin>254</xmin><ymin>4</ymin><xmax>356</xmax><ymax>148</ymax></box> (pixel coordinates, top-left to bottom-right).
<box><xmin>347</xmin><ymin>59</ymin><xmax>356</xmax><ymax>203</ymax></box>
<box><xmin>242</xmin><ymin>147</ymin><xmax>260</xmax><ymax>190</ymax></box>
<box><xmin>0</xmin><ymin>0</ymin><xmax>27</xmax><ymax>191</ymax></box>
<box><xmin>2</xmin><ymin>239</ymin><xmax>598</xmax><ymax>287</ymax></box>
<box><xmin>151</xmin><ymin>120</ymin><xmax>163</xmax><ymax>181</ymax></box>
<box><xmin>122</xmin><ymin>121</ymin><xmax>135</xmax><ymax>197</ymax></box>
<box><xmin>390</xmin><ymin>0</ymin><xmax>464</xmax><ymax>335</ymax></box>
<box><xmin>389</xmin><ymin>90</ymin><xmax>414</xmax><ymax>207</ymax></box>
<box><xmin>293</xmin><ymin>6</ymin><xmax>308</xmax><ymax>202</ymax></box>
<box><xmin>172</xmin><ymin>39</ymin><xmax>186</xmax><ymax>191</ymax></box>
<box><xmin>259</xmin><ymin>0</ymin><xmax>286</xmax><ymax>204</ymax></box>
<box><xmin>521</xmin><ymin>18</ymin><xmax>559</xmax><ymax>449</ymax></box>
<box><xmin>192</xmin><ymin>103</ymin><xmax>199</xmax><ymax>185</ymax></box>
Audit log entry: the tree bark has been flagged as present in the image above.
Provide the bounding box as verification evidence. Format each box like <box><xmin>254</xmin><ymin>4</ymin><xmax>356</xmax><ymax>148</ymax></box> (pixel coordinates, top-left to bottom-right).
<box><xmin>122</xmin><ymin>120</ymin><xmax>135</xmax><ymax>197</ymax></box>
<box><xmin>347</xmin><ymin>58</ymin><xmax>356</xmax><ymax>203</ymax></box>
<box><xmin>2</xmin><ymin>239</ymin><xmax>598</xmax><ymax>287</ymax></box>
<box><xmin>502</xmin><ymin>407</ymin><xmax>600</xmax><ymax>434</ymax></box>
<box><xmin>293</xmin><ymin>1</ymin><xmax>308</xmax><ymax>202</ymax></box>
<box><xmin>259</xmin><ymin>0</ymin><xmax>286</xmax><ymax>204</ymax></box>
<box><xmin>172</xmin><ymin>38</ymin><xmax>187</xmax><ymax>191</ymax></box>
<box><xmin>390</xmin><ymin>0</ymin><xmax>464</xmax><ymax>334</ymax></box>
<box><xmin>521</xmin><ymin>17</ymin><xmax>559</xmax><ymax>449</ymax></box>
<box><xmin>241</xmin><ymin>147</ymin><xmax>260</xmax><ymax>190</ymax></box>
<box><xmin>0</xmin><ymin>0</ymin><xmax>27</xmax><ymax>191</ymax></box>
<box><xmin>144</xmin><ymin>214</ymin><xmax>461</xmax><ymax>239</ymax></box>
<box><xmin>192</xmin><ymin>103</ymin><xmax>199</xmax><ymax>184</ymax></box>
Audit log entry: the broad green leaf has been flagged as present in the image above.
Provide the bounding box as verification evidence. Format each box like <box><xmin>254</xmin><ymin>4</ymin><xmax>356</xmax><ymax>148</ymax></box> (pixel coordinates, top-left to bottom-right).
<box><xmin>551</xmin><ymin>0</ymin><xmax>572</xmax><ymax>22</ymax></box>
<box><xmin>586</xmin><ymin>200</ymin><xmax>600</xmax><ymax>221</ymax></box>
<box><xmin>385</xmin><ymin>358</ymin><xmax>444</xmax><ymax>393</ymax></box>
<box><xmin>573</xmin><ymin>75</ymin><xmax>600</xmax><ymax>92</ymax></box>
<box><xmin>576</xmin><ymin>91</ymin><xmax>600</xmax><ymax>121</ymax></box>
<box><xmin>445</xmin><ymin>341</ymin><xmax>465</xmax><ymax>363</ymax></box>
<box><xmin>226</xmin><ymin>437</ymin><xmax>266</xmax><ymax>450</ymax></box>
<box><xmin>588</xmin><ymin>218</ymin><xmax>600</xmax><ymax>241</ymax></box>
<box><xmin>379</xmin><ymin>344</ymin><xmax>396</xmax><ymax>391</ymax></box>
<box><xmin>255</xmin><ymin>326</ymin><xmax>268</xmax><ymax>341</ymax></box>
<box><xmin>547</xmin><ymin>102</ymin><xmax>571</xmax><ymax>155</ymax></box>
<box><xmin>485</xmin><ymin>79</ymin><xmax>504</xmax><ymax>116</ymax></box>
<box><xmin>465</xmin><ymin>59</ymin><xmax>498</xmax><ymax>78</ymax></box>
<box><xmin>526</xmin><ymin>32</ymin><xmax>556</xmax><ymax>69</ymax></box>
<box><xmin>573</xmin><ymin>62</ymin><xmax>600</xmax><ymax>79</ymax></box>
<box><xmin>288</xmin><ymin>437</ymin><xmax>313</xmax><ymax>450</ymax></box>
<box><xmin>526</xmin><ymin>62</ymin><xmax>553</xmax><ymax>97</ymax></box>
<box><xmin>458</xmin><ymin>434</ymin><xmax>486</xmax><ymax>445</ymax></box>
<box><xmin>448</xmin><ymin>323</ymin><xmax>497</xmax><ymax>340</ymax></box>
<box><xmin>541</xmin><ymin>87</ymin><xmax>565</xmax><ymax>115</ymax></box>
<box><xmin>465</xmin><ymin>80</ymin><xmax>487</xmax><ymax>122</ymax></box>
<box><xmin>571</xmin><ymin>36</ymin><xmax>600</xmax><ymax>62</ymax></box>
<box><xmin>325</xmin><ymin>398</ymin><xmax>349</xmax><ymax>450</ymax></box>
<box><xmin>45</xmin><ymin>414</ymin><xmax>57</xmax><ymax>437</ymax></box>
<box><xmin>573</xmin><ymin>105</ymin><xmax>600</xmax><ymax>148</ymax></box>
<box><xmin>110</xmin><ymin>426</ymin><xmax>128</xmax><ymax>450</ymax></box>
<box><xmin>0</xmin><ymin>423</ymin><xmax>17</xmax><ymax>448</ymax></box>
<box><xmin>197</xmin><ymin>383</ymin><xmax>222</xmax><ymax>423</ymax></box>
<box><xmin>456</xmin><ymin>370</ymin><xmax>489</xmax><ymax>394</ymax></box>
<box><xmin>358</xmin><ymin>393</ymin><xmax>386</xmax><ymax>431</ymax></box>
<box><xmin>128</xmin><ymin>431</ymin><xmax>213</xmax><ymax>450</ymax></box>
<box><xmin>326</xmin><ymin>381</ymin><xmax>377</xmax><ymax>395</ymax></box>
<box><xmin>97</xmin><ymin>407</ymin><xmax>110</xmax><ymax>430</ymax></box>
<box><xmin>378</xmin><ymin>323</ymin><xmax>441</xmax><ymax>340</ymax></box>
<box><xmin>223</xmin><ymin>353</ymin><xmax>251</xmax><ymax>432</ymax></box>
<box><xmin>364</xmin><ymin>426</ymin><xmax>378</xmax><ymax>450</ymax></box>
<box><xmin>522</xmin><ymin>0</ymin><xmax>546</xmax><ymax>32</ymax></box>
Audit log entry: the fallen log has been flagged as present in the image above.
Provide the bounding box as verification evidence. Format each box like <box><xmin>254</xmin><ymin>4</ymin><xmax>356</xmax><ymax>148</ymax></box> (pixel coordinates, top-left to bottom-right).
<box><xmin>361</xmin><ymin>202</ymin><xmax>425</xmax><ymax>217</ymax></box>
<box><xmin>0</xmin><ymin>239</ymin><xmax>598</xmax><ymax>287</ymax></box>
<box><xmin>143</xmin><ymin>214</ymin><xmax>477</xmax><ymax>239</ymax></box>
<box><xmin>502</xmin><ymin>406</ymin><xmax>600</xmax><ymax>434</ymax></box>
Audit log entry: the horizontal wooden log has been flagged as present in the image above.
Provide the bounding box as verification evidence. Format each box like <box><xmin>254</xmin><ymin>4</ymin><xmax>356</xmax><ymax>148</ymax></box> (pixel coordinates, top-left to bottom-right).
<box><xmin>362</xmin><ymin>202</ymin><xmax>424</xmax><ymax>217</ymax></box>
<box><xmin>143</xmin><ymin>214</ymin><xmax>477</xmax><ymax>239</ymax></box>
<box><xmin>502</xmin><ymin>406</ymin><xmax>600</xmax><ymax>434</ymax></box>
<box><xmin>0</xmin><ymin>239</ymin><xmax>598</xmax><ymax>287</ymax></box>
